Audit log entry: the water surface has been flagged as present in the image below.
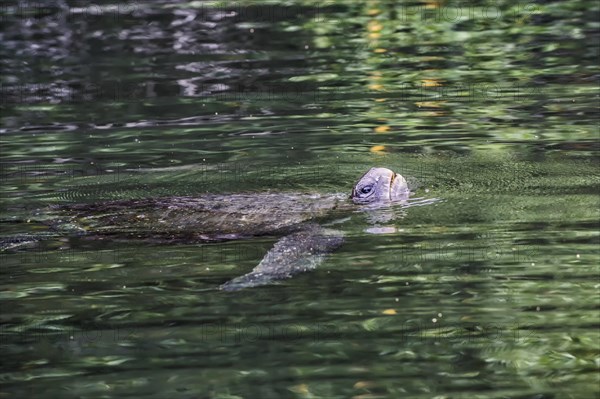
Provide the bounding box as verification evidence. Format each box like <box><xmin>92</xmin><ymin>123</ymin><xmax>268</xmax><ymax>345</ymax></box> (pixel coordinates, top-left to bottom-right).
<box><xmin>1</xmin><ymin>1</ymin><xmax>598</xmax><ymax>398</ymax></box>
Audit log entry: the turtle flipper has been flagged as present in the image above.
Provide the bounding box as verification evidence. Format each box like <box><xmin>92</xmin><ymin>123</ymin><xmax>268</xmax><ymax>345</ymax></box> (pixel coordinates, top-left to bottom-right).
<box><xmin>220</xmin><ymin>225</ymin><xmax>344</xmax><ymax>291</ymax></box>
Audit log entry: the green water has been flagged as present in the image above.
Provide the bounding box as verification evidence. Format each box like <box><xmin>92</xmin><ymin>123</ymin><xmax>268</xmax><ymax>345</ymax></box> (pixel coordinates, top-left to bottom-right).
<box><xmin>1</xmin><ymin>1</ymin><xmax>598</xmax><ymax>398</ymax></box>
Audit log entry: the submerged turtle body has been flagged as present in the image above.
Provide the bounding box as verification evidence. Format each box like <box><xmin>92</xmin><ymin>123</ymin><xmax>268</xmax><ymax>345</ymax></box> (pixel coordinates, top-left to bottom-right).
<box><xmin>49</xmin><ymin>193</ymin><xmax>351</xmax><ymax>241</ymax></box>
<box><xmin>11</xmin><ymin>168</ymin><xmax>411</xmax><ymax>290</ymax></box>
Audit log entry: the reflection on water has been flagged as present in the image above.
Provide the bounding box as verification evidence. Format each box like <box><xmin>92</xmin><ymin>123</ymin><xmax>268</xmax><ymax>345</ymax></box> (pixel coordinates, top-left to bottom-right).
<box><xmin>1</xmin><ymin>1</ymin><xmax>598</xmax><ymax>398</ymax></box>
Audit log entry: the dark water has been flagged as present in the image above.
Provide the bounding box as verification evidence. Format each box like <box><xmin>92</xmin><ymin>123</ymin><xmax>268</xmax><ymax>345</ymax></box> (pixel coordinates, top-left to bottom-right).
<box><xmin>1</xmin><ymin>1</ymin><xmax>598</xmax><ymax>398</ymax></box>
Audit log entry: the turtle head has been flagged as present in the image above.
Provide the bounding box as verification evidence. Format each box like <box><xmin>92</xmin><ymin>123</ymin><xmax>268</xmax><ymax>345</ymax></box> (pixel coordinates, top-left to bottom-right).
<box><xmin>351</xmin><ymin>167</ymin><xmax>409</xmax><ymax>205</ymax></box>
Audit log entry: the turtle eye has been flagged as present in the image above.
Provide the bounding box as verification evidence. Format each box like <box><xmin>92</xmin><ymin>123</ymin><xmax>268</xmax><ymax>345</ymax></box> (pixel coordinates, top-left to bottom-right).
<box><xmin>360</xmin><ymin>185</ymin><xmax>373</xmax><ymax>195</ymax></box>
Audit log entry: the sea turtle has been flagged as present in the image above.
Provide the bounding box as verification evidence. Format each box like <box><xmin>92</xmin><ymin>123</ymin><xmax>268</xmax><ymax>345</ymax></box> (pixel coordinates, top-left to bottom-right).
<box><xmin>2</xmin><ymin>167</ymin><xmax>412</xmax><ymax>290</ymax></box>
